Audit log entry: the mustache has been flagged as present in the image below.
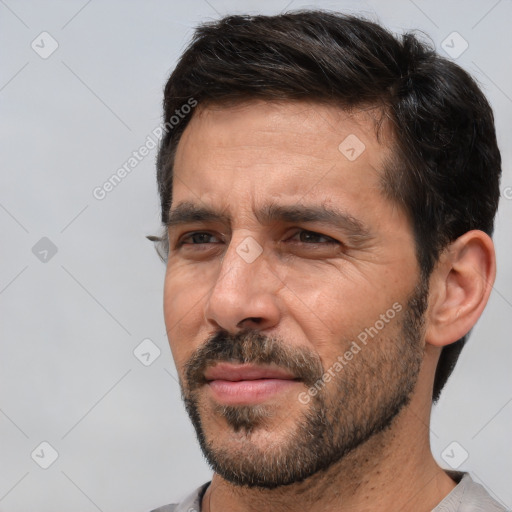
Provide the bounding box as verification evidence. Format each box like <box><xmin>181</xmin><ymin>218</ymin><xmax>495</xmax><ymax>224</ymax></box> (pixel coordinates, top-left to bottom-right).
<box><xmin>184</xmin><ymin>329</ymin><xmax>325</xmax><ymax>391</ymax></box>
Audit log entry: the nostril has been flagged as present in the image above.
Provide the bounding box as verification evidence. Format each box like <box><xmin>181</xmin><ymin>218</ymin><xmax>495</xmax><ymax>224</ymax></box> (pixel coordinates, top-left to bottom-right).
<box><xmin>238</xmin><ymin>317</ymin><xmax>263</xmax><ymax>328</ymax></box>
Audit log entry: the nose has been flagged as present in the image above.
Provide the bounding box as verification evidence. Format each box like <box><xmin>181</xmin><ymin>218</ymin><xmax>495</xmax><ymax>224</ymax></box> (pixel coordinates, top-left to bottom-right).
<box><xmin>203</xmin><ymin>236</ymin><xmax>281</xmax><ymax>333</ymax></box>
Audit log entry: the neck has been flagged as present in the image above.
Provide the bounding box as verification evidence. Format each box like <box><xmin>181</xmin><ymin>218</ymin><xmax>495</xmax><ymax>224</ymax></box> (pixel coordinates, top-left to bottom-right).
<box><xmin>202</xmin><ymin>372</ymin><xmax>456</xmax><ymax>512</ymax></box>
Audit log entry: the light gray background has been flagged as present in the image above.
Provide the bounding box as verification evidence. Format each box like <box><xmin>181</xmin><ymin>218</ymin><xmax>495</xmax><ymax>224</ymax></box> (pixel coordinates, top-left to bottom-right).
<box><xmin>1</xmin><ymin>0</ymin><xmax>511</xmax><ymax>510</ymax></box>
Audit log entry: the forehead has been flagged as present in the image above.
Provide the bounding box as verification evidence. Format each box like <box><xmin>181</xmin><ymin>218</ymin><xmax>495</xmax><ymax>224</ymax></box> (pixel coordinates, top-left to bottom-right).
<box><xmin>172</xmin><ymin>100</ymin><xmax>395</xmax><ymax>222</ymax></box>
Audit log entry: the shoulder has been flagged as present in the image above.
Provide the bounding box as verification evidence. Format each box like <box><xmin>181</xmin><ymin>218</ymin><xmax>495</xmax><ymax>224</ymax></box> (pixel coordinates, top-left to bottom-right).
<box><xmin>149</xmin><ymin>482</ymin><xmax>210</xmax><ymax>512</ymax></box>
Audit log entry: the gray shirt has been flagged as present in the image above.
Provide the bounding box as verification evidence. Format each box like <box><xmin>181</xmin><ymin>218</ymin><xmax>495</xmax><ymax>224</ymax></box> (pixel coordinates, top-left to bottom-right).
<box><xmin>151</xmin><ymin>473</ymin><xmax>508</xmax><ymax>511</ymax></box>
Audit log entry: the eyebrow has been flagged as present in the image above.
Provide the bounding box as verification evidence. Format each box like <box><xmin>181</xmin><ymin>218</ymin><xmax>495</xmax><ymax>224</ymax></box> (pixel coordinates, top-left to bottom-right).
<box><xmin>166</xmin><ymin>202</ymin><xmax>231</xmax><ymax>228</ymax></box>
<box><xmin>166</xmin><ymin>201</ymin><xmax>373</xmax><ymax>243</ymax></box>
<box><xmin>255</xmin><ymin>203</ymin><xmax>371</xmax><ymax>239</ymax></box>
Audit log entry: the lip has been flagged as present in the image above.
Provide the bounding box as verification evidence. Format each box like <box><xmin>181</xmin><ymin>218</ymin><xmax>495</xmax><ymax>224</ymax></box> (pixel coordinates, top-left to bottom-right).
<box><xmin>203</xmin><ymin>363</ymin><xmax>300</xmax><ymax>405</ymax></box>
<box><xmin>204</xmin><ymin>362</ymin><xmax>297</xmax><ymax>381</ymax></box>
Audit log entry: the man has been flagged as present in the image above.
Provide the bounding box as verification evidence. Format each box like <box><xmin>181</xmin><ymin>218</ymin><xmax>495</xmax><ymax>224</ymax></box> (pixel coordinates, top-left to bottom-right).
<box><xmin>150</xmin><ymin>10</ymin><xmax>504</xmax><ymax>512</ymax></box>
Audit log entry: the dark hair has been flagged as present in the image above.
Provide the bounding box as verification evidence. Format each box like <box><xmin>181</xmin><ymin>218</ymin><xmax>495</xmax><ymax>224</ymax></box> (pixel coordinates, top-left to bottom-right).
<box><xmin>154</xmin><ymin>10</ymin><xmax>502</xmax><ymax>401</ymax></box>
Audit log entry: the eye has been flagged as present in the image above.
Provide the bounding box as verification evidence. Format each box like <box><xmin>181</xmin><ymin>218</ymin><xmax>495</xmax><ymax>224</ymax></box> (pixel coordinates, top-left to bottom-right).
<box><xmin>179</xmin><ymin>232</ymin><xmax>222</xmax><ymax>245</ymax></box>
<box><xmin>289</xmin><ymin>230</ymin><xmax>339</xmax><ymax>244</ymax></box>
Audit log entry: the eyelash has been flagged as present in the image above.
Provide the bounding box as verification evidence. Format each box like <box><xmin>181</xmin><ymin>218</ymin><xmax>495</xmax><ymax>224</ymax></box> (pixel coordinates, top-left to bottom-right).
<box><xmin>177</xmin><ymin>230</ymin><xmax>339</xmax><ymax>247</ymax></box>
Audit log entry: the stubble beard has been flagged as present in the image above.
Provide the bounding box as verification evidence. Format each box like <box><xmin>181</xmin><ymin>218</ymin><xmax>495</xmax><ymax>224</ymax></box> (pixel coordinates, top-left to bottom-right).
<box><xmin>180</xmin><ymin>280</ymin><xmax>428</xmax><ymax>489</ymax></box>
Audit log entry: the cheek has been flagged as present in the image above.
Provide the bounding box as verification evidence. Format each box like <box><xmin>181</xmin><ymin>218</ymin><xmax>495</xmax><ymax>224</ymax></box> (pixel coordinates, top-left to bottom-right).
<box><xmin>274</xmin><ymin>264</ymin><xmax>351</xmax><ymax>325</ymax></box>
<box><xmin>164</xmin><ymin>261</ymin><xmax>212</xmax><ymax>319</ymax></box>
<box><xmin>278</xmin><ymin>264</ymin><xmax>408</xmax><ymax>363</ymax></box>
<box><xmin>163</xmin><ymin>264</ymin><xmax>210</xmax><ymax>364</ymax></box>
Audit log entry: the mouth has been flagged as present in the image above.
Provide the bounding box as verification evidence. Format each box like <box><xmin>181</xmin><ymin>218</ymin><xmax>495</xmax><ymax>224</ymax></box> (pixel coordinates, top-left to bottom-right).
<box><xmin>203</xmin><ymin>362</ymin><xmax>301</xmax><ymax>405</ymax></box>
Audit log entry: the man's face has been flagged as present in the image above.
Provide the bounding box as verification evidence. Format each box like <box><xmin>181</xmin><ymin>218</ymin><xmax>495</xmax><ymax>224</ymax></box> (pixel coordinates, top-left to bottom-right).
<box><xmin>163</xmin><ymin>100</ymin><xmax>427</xmax><ymax>488</ymax></box>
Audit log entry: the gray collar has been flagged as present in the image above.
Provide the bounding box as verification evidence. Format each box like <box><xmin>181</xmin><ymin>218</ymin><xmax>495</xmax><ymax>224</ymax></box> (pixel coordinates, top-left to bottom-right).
<box><xmin>158</xmin><ymin>473</ymin><xmax>508</xmax><ymax>511</ymax></box>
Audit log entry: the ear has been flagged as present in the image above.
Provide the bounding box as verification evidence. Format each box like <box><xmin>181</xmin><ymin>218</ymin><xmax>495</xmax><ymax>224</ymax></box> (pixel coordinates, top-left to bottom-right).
<box><xmin>424</xmin><ymin>230</ymin><xmax>496</xmax><ymax>347</ymax></box>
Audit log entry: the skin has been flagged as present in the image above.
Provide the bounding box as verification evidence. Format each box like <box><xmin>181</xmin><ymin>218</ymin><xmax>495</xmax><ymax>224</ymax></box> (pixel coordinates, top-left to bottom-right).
<box><xmin>163</xmin><ymin>100</ymin><xmax>496</xmax><ymax>511</ymax></box>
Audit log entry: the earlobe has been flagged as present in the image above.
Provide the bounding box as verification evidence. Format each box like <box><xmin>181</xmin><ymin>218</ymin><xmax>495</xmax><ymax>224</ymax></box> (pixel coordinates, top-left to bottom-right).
<box><xmin>424</xmin><ymin>230</ymin><xmax>496</xmax><ymax>348</ymax></box>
